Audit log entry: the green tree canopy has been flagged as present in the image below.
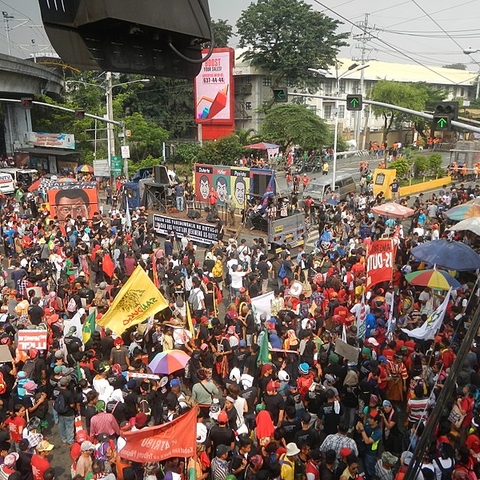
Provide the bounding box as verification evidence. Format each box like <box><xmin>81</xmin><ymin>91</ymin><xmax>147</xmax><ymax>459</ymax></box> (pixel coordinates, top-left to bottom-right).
<box><xmin>209</xmin><ymin>19</ymin><xmax>234</xmax><ymax>48</ymax></box>
<box><xmin>368</xmin><ymin>81</ymin><xmax>428</xmax><ymax>143</ymax></box>
<box><xmin>261</xmin><ymin>104</ymin><xmax>330</xmax><ymax>150</ymax></box>
<box><xmin>198</xmin><ymin>135</ymin><xmax>245</xmax><ymax>165</ymax></box>
<box><xmin>236</xmin><ymin>0</ymin><xmax>347</xmax><ymax>92</ymax></box>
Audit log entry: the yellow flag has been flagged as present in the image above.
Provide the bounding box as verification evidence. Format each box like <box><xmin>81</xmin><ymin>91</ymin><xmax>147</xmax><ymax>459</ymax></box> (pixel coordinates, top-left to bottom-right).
<box><xmin>185</xmin><ymin>300</ymin><xmax>195</xmax><ymax>335</ymax></box>
<box><xmin>97</xmin><ymin>266</ymin><xmax>169</xmax><ymax>334</ymax></box>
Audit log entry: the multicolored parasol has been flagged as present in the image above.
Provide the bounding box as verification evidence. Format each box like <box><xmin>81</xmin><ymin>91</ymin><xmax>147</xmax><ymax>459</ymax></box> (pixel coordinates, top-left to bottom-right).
<box><xmin>405</xmin><ymin>268</ymin><xmax>462</xmax><ymax>290</ymax></box>
<box><xmin>148</xmin><ymin>349</ymin><xmax>191</xmax><ymax>374</ymax></box>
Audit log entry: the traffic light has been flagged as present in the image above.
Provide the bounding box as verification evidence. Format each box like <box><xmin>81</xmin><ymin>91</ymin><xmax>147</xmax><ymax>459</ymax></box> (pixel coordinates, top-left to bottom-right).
<box><xmin>432</xmin><ymin>101</ymin><xmax>458</xmax><ymax>131</ymax></box>
<box><xmin>346</xmin><ymin>94</ymin><xmax>363</xmax><ymax>111</ymax></box>
<box><xmin>21</xmin><ymin>97</ymin><xmax>33</xmax><ymax>109</ymax></box>
<box><xmin>74</xmin><ymin>109</ymin><xmax>85</xmax><ymax>120</ymax></box>
<box><xmin>273</xmin><ymin>87</ymin><xmax>288</xmax><ymax>103</ymax></box>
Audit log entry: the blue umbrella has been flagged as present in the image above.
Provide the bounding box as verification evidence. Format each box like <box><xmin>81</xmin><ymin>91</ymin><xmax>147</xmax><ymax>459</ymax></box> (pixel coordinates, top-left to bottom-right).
<box><xmin>410</xmin><ymin>240</ymin><xmax>480</xmax><ymax>271</ymax></box>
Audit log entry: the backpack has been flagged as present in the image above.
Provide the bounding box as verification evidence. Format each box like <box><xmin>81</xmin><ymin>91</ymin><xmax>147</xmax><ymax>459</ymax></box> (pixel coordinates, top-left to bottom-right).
<box><xmin>67</xmin><ymin>297</ymin><xmax>77</xmax><ymax>313</ymax></box>
<box><xmin>53</xmin><ymin>392</ymin><xmax>69</xmax><ymax>415</ymax></box>
<box><xmin>433</xmin><ymin>458</ymin><xmax>454</xmax><ymax>480</ymax></box>
<box><xmin>225</xmin><ymin>272</ymin><xmax>232</xmax><ymax>286</ymax></box>
<box><xmin>278</xmin><ymin>262</ymin><xmax>287</xmax><ymax>279</ymax></box>
<box><xmin>137</xmin><ymin>395</ymin><xmax>152</xmax><ymax>417</ymax></box>
<box><xmin>22</xmin><ymin>359</ymin><xmax>36</xmax><ymax>379</ymax></box>
<box><xmin>0</xmin><ymin>371</ymin><xmax>7</xmax><ymax>394</ymax></box>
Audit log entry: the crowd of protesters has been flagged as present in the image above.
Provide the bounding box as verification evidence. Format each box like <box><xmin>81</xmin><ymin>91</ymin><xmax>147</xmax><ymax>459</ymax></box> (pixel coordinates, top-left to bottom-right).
<box><xmin>0</xmin><ymin>167</ymin><xmax>478</xmax><ymax>480</ymax></box>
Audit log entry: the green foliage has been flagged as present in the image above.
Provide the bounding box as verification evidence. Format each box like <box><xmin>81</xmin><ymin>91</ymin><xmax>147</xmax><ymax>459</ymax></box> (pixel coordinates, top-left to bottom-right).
<box><xmin>428</xmin><ymin>153</ymin><xmax>444</xmax><ymax>178</ymax></box>
<box><xmin>198</xmin><ymin>135</ymin><xmax>245</xmax><ymax>165</ymax></box>
<box><xmin>171</xmin><ymin>143</ymin><xmax>202</xmax><ymax>165</ymax></box>
<box><xmin>124</xmin><ymin>112</ymin><xmax>169</xmax><ymax>162</ymax></box>
<box><xmin>236</xmin><ymin>0</ymin><xmax>347</xmax><ymax>92</ymax></box>
<box><xmin>369</xmin><ymin>81</ymin><xmax>428</xmax><ymax>143</ymax></box>
<box><xmin>443</xmin><ymin>63</ymin><xmax>467</xmax><ymax>70</ymax></box>
<box><xmin>209</xmin><ymin>19</ymin><xmax>234</xmax><ymax>48</ymax></box>
<box><xmin>412</xmin><ymin>154</ymin><xmax>428</xmax><ymax>178</ymax></box>
<box><xmin>388</xmin><ymin>158</ymin><xmax>410</xmax><ymax>179</ymax></box>
<box><xmin>128</xmin><ymin>156</ymin><xmax>162</xmax><ymax>175</ymax></box>
<box><xmin>234</xmin><ymin>128</ymin><xmax>262</xmax><ymax>146</ymax></box>
<box><xmin>261</xmin><ymin>104</ymin><xmax>330</xmax><ymax>150</ymax></box>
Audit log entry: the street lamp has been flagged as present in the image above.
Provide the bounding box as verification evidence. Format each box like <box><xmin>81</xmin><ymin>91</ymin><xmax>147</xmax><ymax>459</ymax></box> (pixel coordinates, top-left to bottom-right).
<box><xmin>66</xmin><ymin>75</ymin><xmax>149</xmax><ymax>177</ymax></box>
<box><xmin>463</xmin><ymin>48</ymin><xmax>480</xmax><ymax>99</ymax></box>
<box><xmin>309</xmin><ymin>63</ymin><xmax>369</xmax><ymax>193</ymax></box>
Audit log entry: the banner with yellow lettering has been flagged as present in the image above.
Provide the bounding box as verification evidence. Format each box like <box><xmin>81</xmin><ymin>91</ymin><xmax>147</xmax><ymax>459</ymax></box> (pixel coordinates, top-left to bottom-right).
<box><xmin>97</xmin><ymin>266</ymin><xmax>168</xmax><ymax>334</ymax></box>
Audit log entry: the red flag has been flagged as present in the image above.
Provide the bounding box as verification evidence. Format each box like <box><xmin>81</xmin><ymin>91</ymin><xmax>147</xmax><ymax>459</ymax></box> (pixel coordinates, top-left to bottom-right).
<box><xmin>102</xmin><ymin>253</ymin><xmax>115</xmax><ymax>279</ymax></box>
<box><xmin>366</xmin><ymin>239</ymin><xmax>394</xmax><ymax>289</ymax></box>
<box><xmin>120</xmin><ymin>408</ymin><xmax>197</xmax><ymax>463</ymax></box>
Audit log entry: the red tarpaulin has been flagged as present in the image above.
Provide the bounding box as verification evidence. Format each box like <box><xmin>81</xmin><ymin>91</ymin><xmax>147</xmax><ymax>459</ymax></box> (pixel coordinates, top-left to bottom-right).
<box><xmin>366</xmin><ymin>239</ymin><xmax>394</xmax><ymax>289</ymax></box>
<box><xmin>120</xmin><ymin>408</ymin><xmax>197</xmax><ymax>463</ymax></box>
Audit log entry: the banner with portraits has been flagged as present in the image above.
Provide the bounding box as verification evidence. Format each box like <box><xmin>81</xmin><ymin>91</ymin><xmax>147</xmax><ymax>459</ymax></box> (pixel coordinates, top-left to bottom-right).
<box><xmin>194</xmin><ymin>164</ymin><xmax>274</xmax><ymax>207</ymax></box>
<box><xmin>47</xmin><ymin>181</ymin><xmax>99</xmax><ymax>222</ymax></box>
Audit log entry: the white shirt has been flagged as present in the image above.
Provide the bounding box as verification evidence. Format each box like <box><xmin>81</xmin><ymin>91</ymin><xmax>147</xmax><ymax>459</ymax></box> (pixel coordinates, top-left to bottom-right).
<box><xmin>231</xmin><ymin>271</ymin><xmax>246</xmax><ymax>289</ymax></box>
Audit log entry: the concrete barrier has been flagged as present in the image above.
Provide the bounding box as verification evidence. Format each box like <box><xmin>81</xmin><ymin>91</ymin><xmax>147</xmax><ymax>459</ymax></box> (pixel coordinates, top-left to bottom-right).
<box><xmin>399</xmin><ymin>176</ymin><xmax>451</xmax><ymax>197</ymax></box>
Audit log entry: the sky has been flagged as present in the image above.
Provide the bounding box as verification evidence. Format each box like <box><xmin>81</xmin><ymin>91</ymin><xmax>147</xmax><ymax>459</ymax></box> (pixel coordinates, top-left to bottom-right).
<box><xmin>2</xmin><ymin>0</ymin><xmax>480</xmax><ymax>73</ymax></box>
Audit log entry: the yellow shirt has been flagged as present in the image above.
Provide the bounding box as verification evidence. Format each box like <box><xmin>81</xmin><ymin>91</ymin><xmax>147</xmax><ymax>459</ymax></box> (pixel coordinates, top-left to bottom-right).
<box><xmin>280</xmin><ymin>456</ymin><xmax>295</xmax><ymax>480</ymax></box>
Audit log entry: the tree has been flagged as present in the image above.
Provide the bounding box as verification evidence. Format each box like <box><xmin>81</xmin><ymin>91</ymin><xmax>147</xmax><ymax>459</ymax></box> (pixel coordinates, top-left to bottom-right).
<box><xmin>443</xmin><ymin>63</ymin><xmax>467</xmax><ymax>70</ymax></box>
<box><xmin>124</xmin><ymin>112</ymin><xmax>169</xmax><ymax>162</ymax></box>
<box><xmin>198</xmin><ymin>135</ymin><xmax>245</xmax><ymax>165</ymax></box>
<box><xmin>234</xmin><ymin>128</ymin><xmax>262</xmax><ymax>146</ymax></box>
<box><xmin>261</xmin><ymin>104</ymin><xmax>330</xmax><ymax>150</ymax></box>
<box><xmin>209</xmin><ymin>19</ymin><xmax>234</xmax><ymax>48</ymax></box>
<box><xmin>236</xmin><ymin>0</ymin><xmax>347</xmax><ymax>93</ymax></box>
<box><xmin>369</xmin><ymin>81</ymin><xmax>427</xmax><ymax>143</ymax></box>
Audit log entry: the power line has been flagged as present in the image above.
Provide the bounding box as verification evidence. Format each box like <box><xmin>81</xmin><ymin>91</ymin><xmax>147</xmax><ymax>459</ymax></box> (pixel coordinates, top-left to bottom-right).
<box><xmin>311</xmin><ymin>0</ymin><xmax>465</xmax><ymax>85</ymax></box>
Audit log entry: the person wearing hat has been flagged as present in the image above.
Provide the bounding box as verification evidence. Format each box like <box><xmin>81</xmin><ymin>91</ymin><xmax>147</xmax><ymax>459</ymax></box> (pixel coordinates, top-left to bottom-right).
<box><xmin>31</xmin><ymin>440</ymin><xmax>53</xmax><ymax>480</ymax></box>
<box><xmin>339</xmin><ymin>453</ymin><xmax>360</xmax><ymax>480</ymax></box>
<box><xmin>0</xmin><ymin>452</ymin><xmax>19</xmax><ymax>478</ymax></box>
<box><xmin>110</xmin><ymin>337</ymin><xmax>130</xmax><ymax>372</ymax></box>
<box><xmin>375</xmin><ymin>451</ymin><xmax>398</xmax><ymax>480</ymax></box>
<box><xmin>280</xmin><ymin>442</ymin><xmax>300</xmax><ymax>480</ymax></box>
<box><xmin>356</xmin><ymin>410</ymin><xmax>382</xmax><ymax>479</ymax></box>
<box><xmin>210</xmin><ymin>411</ymin><xmax>235</xmax><ymax>454</ymax></box>
<box><xmin>74</xmin><ymin>440</ymin><xmax>95</xmax><ymax>478</ymax></box>
<box><xmin>380</xmin><ymin>400</ymin><xmax>401</xmax><ymax>456</ymax></box>
<box><xmin>55</xmin><ymin>375</ymin><xmax>76</xmax><ymax>445</ymax></box>
<box><xmin>264</xmin><ymin>380</ymin><xmax>285</xmax><ymax>428</ymax></box>
<box><xmin>211</xmin><ymin>444</ymin><xmax>231</xmax><ymax>480</ymax></box>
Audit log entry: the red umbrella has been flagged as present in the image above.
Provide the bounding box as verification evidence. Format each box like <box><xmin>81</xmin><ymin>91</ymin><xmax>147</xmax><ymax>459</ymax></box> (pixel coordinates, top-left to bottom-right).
<box><xmin>371</xmin><ymin>202</ymin><xmax>415</xmax><ymax>219</ymax></box>
<box><xmin>28</xmin><ymin>178</ymin><xmax>42</xmax><ymax>192</ymax></box>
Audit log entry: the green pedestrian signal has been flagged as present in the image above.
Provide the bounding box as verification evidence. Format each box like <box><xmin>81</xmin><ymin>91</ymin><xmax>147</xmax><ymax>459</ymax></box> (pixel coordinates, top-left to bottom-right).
<box><xmin>433</xmin><ymin>115</ymin><xmax>450</xmax><ymax>131</ymax></box>
<box><xmin>273</xmin><ymin>87</ymin><xmax>288</xmax><ymax>103</ymax></box>
<box><xmin>346</xmin><ymin>94</ymin><xmax>363</xmax><ymax>111</ymax></box>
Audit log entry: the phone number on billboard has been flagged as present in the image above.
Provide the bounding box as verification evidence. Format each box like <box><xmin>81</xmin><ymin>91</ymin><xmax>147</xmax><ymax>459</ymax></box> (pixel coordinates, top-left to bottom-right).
<box><xmin>203</xmin><ymin>77</ymin><xmax>225</xmax><ymax>83</ymax></box>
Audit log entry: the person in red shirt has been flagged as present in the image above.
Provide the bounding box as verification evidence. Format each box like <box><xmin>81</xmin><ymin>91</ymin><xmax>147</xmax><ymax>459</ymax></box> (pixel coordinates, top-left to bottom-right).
<box><xmin>5</xmin><ymin>404</ymin><xmax>26</xmax><ymax>448</ymax></box>
<box><xmin>31</xmin><ymin>440</ymin><xmax>54</xmax><ymax>480</ymax></box>
<box><xmin>302</xmin><ymin>174</ymin><xmax>310</xmax><ymax>191</ymax></box>
<box><xmin>207</xmin><ymin>187</ymin><xmax>219</xmax><ymax>213</ymax></box>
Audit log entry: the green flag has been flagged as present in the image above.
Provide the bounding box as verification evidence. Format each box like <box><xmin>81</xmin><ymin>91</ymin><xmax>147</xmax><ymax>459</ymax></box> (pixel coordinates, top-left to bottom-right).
<box><xmin>257</xmin><ymin>330</ymin><xmax>270</xmax><ymax>367</ymax></box>
<box><xmin>82</xmin><ymin>311</ymin><xmax>96</xmax><ymax>344</ymax></box>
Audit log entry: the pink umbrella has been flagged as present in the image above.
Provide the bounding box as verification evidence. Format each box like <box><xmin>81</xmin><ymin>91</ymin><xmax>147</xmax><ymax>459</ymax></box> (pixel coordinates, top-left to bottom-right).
<box><xmin>148</xmin><ymin>349</ymin><xmax>191</xmax><ymax>374</ymax></box>
<box><xmin>371</xmin><ymin>202</ymin><xmax>415</xmax><ymax>219</ymax></box>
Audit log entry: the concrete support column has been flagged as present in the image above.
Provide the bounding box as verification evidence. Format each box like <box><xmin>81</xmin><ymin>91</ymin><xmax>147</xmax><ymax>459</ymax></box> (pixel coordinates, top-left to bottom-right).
<box><xmin>3</xmin><ymin>102</ymin><xmax>32</xmax><ymax>156</ymax></box>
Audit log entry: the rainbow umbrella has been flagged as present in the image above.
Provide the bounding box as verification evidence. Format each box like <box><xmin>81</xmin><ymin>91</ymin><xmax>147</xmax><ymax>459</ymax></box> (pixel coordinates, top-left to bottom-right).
<box><xmin>405</xmin><ymin>268</ymin><xmax>462</xmax><ymax>290</ymax></box>
<box><xmin>76</xmin><ymin>165</ymin><xmax>94</xmax><ymax>173</ymax></box>
<box><xmin>445</xmin><ymin>199</ymin><xmax>480</xmax><ymax>221</ymax></box>
<box><xmin>148</xmin><ymin>349</ymin><xmax>191</xmax><ymax>374</ymax></box>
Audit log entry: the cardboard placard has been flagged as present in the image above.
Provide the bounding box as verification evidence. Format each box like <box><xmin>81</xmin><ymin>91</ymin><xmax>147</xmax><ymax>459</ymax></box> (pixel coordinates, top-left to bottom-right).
<box><xmin>17</xmin><ymin>330</ymin><xmax>48</xmax><ymax>351</ymax></box>
<box><xmin>334</xmin><ymin>338</ymin><xmax>360</xmax><ymax>363</ymax></box>
<box><xmin>0</xmin><ymin>345</ymin><xmax>13</xmax><ymax>363</ymax></box>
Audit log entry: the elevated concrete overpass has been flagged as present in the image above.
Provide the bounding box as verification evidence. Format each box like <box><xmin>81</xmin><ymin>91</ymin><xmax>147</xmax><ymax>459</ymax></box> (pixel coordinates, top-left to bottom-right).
<box><xmin>0</xmin><ymin>53</ymin><xmax>64</xmax><ymax>156</ymax></box>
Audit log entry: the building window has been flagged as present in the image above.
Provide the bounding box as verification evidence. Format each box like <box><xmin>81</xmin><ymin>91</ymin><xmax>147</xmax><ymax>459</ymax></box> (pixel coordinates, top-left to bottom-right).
<box><xmin>245</xmin><ymin>102</ymin><xmax>252</xmax><ymax>110</ymax></box>
<box><xmin>339</xmin><ymin>80</ymin><xmax>346</xmax><ymax>94</ymax></box>
<box><xmin>324</xmin><ymin>80</ymin><xmax>333</xmax><ymax>94</ymax></box>
<box><xmin>339</xmin><ymin>105</ymin><xmax>345</xmax><ymax>119</ymax></box>
<box><xmin>244</xmin><ymin>76</ymin><xmax>251</xmax><ymax>85</ymax></box>
<box><xmin>263</xmin><ymin>76</ymin><xmax>272</xmax><ymax>86</ymax></box>
<box><xmin>324</xmin><ymin>104</ymin><xmax>332</xmax><ymax>119</ymax></box>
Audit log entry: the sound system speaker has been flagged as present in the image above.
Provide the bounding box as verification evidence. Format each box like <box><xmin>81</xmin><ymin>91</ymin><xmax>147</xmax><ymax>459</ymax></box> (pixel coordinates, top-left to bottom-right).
<box><xmin>187</xmin><ymin>210</ymin><xmax>200</xmax><ymax>219</ymax></box>
<box><xmin>206</xmin><ymin>212</ymin><xmax>217</xmax><ymax>223</ymax></box>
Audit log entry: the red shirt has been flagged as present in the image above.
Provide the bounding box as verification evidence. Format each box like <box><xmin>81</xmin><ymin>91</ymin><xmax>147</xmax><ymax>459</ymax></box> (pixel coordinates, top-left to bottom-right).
<box><xmin>31</xmin><ymin>454</ymin><xmax>51</xmax><ymax>480</ymax></box>
<box><xmin>5</xmin><ymin>416</ymin><xmax>25</xmax><ymax>443</ymax></box>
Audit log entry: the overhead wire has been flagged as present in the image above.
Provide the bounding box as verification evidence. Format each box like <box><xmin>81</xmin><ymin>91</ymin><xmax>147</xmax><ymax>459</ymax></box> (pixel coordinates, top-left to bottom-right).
<box><xmin>312</xmin><ymin>0</ymin><xmax>472</xmax><ymax>85</ymax></box>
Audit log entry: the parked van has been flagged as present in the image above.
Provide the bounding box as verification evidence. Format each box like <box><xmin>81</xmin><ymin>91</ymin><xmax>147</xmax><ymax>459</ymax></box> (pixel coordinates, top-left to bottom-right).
<box><xmin>305</xmin><ymin>174</ymin><xmax>356</xmax><ymax>201</ymax></box>
<box><xmin>0</xmin><ymin>168</ymin><xmax>37</xmax><ymax>189</ymax></box>
<box><xmin>0</xmin><ymin>173</ymin><xmax>15</xmax><ymax>194</ymax></box>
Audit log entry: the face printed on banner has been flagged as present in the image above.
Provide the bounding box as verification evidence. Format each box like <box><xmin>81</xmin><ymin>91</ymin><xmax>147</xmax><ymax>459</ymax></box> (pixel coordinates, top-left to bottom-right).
<box><xmin>216</xmin><ymin>177</ymin><xmax>228</xmax><ymax>203</ymax></box>
<box><xmin>234</xmin><ymin>177</ymin><xmax>246</xmax><ymax>206</ymax></box>
<box><xmin>199</xmin><ymin>175</ymin><xmax>210</xmax><ymax>200</ymax></box>
<box><xmin>55</xmin><ymin>189</ymin><xmax>90</xmax><ymax>221</ymax></box>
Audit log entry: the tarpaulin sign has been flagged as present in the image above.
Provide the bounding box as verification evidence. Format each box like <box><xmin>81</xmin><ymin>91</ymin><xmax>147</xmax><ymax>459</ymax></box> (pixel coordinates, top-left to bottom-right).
<box><xmin>17</xmin><ymin>331</ymin><xmax>48</xmax><ymax>351</ymax></box>
<box><xmin>366</xmin><ymin>239</ymin><xmax>394</xmax><ymax>289</ymax></box>
<box><xmin>120</xmin><ymin>408</ymin><xmax>197</xmax><ymax>462</ymax></box>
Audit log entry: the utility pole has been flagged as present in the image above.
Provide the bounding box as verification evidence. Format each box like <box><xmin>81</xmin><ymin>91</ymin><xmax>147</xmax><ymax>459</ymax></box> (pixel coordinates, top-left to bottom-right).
<box><xmin>2</xmin><ymin>12</ymin><xmax>14</xmax><ymax>56</ymax></box>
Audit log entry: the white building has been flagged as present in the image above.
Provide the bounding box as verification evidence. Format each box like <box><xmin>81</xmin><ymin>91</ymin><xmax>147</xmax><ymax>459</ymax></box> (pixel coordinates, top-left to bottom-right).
<box><xmin>233</xmin><ymin>51</ymin><xmax>478</xmax><ymax>146</ymax></box>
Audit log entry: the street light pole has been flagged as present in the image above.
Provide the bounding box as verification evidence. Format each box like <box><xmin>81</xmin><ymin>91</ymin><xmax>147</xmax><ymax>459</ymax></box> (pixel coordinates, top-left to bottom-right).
<box><xmin>463</xmin><ymin>48</ymin><xmax>480</xmax><ymax>99</ymax></box>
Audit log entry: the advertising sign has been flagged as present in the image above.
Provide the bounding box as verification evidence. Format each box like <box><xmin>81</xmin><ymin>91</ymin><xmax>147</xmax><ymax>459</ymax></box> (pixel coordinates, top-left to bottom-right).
<box><xmin>18</xmin><ymin>330</ymin><xmax>48</xmax><ymax>351</ymax></box>
<box><xmin>93</xmin><ymin>159</ymin><xmax>110</xmax><ymax>177</ymax></box>
<box><xmin>153</xmin><ymin>214</ymin><xmax>219</xmax><ymax>245</ymax></box>
<box><xmin>24</xmin><ymin>132</ymin><xmax>75</xmax><ymax>149</ymax></box>
<box><xmin>194</xmin><ymin>48</ymin><xmax>234</xmax><ymax>125</ymax></box>
<box><xmin>47</xmin><ymin>181</ymin><xmax>99</xmax><ymax>222</ymax></box>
